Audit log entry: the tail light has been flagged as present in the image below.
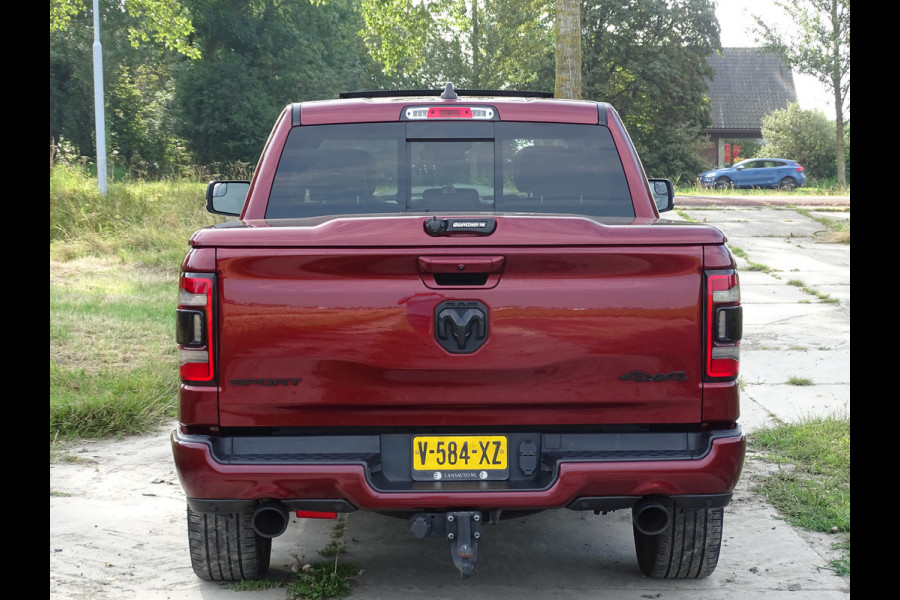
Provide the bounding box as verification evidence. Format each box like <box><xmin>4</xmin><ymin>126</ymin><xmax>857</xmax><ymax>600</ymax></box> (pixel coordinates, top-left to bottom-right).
<box><xmin>177</xmin><ymin>273</ymin><xmax>215</xmax><ymax>382</ymax></box>
<box><xmin>706</xmin><ymin>270</ymin><xmax>741</xmax><ymax>379</ymax></box>
<box><xmin>796</xmin><ymin>165</ymin><xmax>805</xmax><ymax>172</ymax></box>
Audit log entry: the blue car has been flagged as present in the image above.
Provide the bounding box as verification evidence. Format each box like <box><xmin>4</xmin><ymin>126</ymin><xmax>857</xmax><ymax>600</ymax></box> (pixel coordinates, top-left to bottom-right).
<box><xmin>698</xmin><ymin>158</ymin><xmax>807</xmax><ymax>191</ymax></box>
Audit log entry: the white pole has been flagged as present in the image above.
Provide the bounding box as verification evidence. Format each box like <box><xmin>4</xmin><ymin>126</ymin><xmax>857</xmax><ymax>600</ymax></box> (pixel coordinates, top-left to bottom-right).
<box><xmin>92</xmin><ymin>0</ymin><xmax>108</xmax><ymax>194</ymax></box>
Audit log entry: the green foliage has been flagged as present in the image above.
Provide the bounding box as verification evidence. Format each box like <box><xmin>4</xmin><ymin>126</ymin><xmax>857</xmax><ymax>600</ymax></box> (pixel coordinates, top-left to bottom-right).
<box><xmin>359</xmin><ymin>0</ymin><xmax>553</xmax><ymax>90</ymax></box>
<box><xmin>51</xmin><ymin>0</ymin><xmax>84</xmax><ymax>32</ymax></box>
<box><xmin>122</xmin><ymin>0</ymin><xmax>200</xmax><ymax>59</ymax></box>
<box><xmin>50</xmin><ymin>2</ymin><xmax>193</xmax><ymax>176</ymax></box>
<box><xmin>757</xmin><ymin>102</ymin><xmax>837</xmax><ymax>181</ymax></box>
<box><xmin>581</xmin><ymin>0</ymin><xmax>721</xmax><ymax>182</ymax></box>
<box><xmin>51</xmin><ymin>0</ymin><xmax>199</xmax><ymax>58</ymax></box>
<box><xmin>174</xmin><ymin>0</ymin><xmax>388</xmax><ymax>167</ymax></box>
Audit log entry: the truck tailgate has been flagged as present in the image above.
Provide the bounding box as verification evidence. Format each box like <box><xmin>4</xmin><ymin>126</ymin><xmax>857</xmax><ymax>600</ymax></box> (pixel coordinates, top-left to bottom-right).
<box><xmin>211</xmin><ymin>218</ymin><xmax>712</xmax><ymax>428</ymax></box>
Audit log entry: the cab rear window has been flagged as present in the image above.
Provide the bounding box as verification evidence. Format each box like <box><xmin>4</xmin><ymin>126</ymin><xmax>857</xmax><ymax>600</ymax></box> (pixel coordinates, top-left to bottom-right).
<box><xmin>266</xmin><ymin>122</ymin><xmax>634</xmax><ymax>219</ymax></box>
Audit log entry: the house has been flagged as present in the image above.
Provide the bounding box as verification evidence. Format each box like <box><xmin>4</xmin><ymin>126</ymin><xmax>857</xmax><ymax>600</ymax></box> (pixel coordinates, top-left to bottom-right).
<box><xmin>703</xmin><ymin>47</ymin><xmax>797</xmax><ymax>168</ymax></box>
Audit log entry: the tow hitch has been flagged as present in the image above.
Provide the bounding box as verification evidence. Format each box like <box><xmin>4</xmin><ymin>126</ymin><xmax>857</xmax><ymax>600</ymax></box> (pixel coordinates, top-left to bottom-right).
<box><xmin>410</xmin><ymin>511</ymin><xmax>483</xmax><ymax>578</ymax></box>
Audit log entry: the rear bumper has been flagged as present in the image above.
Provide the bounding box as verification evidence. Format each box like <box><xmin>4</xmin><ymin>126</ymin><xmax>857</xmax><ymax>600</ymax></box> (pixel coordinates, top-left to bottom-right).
<box><xmin>172</xmin><ymin>426</ymin><xmax>745</xmax><ymax>513</ymax></box>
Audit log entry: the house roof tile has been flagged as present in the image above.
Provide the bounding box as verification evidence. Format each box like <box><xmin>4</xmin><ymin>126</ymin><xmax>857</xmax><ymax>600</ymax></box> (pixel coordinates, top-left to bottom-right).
<box><xmin>707</xmin><ymin>48</ymin><xmax>797</xmax><ymax>131</ymax></box>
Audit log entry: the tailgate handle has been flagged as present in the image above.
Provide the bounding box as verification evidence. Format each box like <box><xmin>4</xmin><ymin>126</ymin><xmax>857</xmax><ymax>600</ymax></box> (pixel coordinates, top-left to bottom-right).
<box><xmin>418</xmin><ymin>256</ymin><xmax>506</xmax><ymax>274</ymax></box>
<box><xmin>424</xmin><ymin>217</ymin><xmax>497</xmax><ymax>236</ymax></box>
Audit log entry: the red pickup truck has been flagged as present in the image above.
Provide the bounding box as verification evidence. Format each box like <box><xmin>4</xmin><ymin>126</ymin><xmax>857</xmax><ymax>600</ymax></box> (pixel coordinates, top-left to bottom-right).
<box><xmin>172</xmin><ymin>84</ymin><xmax>744</xmax><ymax>581</ymax></box>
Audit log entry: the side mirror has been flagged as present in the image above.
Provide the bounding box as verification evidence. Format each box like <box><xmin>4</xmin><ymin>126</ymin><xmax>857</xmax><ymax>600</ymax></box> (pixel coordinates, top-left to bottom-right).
<box><xmin>206</xmin><ymin>180</ymin><xmax>250</xmax><ymax>216</ymax></box>
<box><xmin>648</xmin><ymin>178</ymin><xmax>674</xmax><ymax>213</ymax></box>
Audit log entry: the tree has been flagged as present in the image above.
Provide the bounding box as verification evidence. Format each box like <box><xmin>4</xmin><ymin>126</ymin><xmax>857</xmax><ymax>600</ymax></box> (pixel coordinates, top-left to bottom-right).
<box><xmin>358</xmin><ymin>0</ymin><xmax>552</xmax><ymax>89</ymax></box>
<box><xmin>50</xmin><ymin>0</ymin><xmax>199</xmax><ymax>59</ymax></box>
<box><xmin>752</xmin><ymin>0</ymin><xmax>849</xmax><ymax>187</ymax></box>
<box><xmin>50</xmin><ymin>1</ymin><xmax>192</xmax><ymax>174</ymax></box>
<box><xmin>174</xmin><ymin>0</ymin><xmax>388</xmax><ymax>168</ymax></box>
<box><xmin>581</xmin><ymin>0</ymin><xmax>720</xmax><ymax>182</ymax></box>
<box><xmin>555</xmin><ymin>0</ymin><xmax>581</xmax><ymax>98</ymax></box>
<box><xmin>757</xmin><ymin>102</ymin><xmax>836</xmax><ymax>181</ymax></box>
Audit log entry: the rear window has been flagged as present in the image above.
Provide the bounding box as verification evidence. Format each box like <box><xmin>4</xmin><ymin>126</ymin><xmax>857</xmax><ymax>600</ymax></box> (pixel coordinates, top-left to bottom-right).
<box><xmin>266</xmin><ymin>122</ymin><xmax>634</xmax><ymax>219</ymax></box>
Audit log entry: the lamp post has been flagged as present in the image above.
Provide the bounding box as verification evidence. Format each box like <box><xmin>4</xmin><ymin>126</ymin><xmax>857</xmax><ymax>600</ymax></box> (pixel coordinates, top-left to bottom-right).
<box><xmin>92</xmin><ymin>0</ymin><xmax>108</xmax><ymax>195</ymax></box>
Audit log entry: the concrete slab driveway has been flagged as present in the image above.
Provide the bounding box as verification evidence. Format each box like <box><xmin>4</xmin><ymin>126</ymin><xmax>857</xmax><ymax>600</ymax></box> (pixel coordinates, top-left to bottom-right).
<box><xmin>49</xmin><ymin>202</ymin><xmax>850</xmax><ymax>600</ymax></box>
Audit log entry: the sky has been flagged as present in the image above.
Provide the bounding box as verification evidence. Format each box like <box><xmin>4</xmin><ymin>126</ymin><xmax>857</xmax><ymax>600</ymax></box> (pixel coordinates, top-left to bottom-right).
<box><xmin>715</xmin><ymin>0</ymin><xmax>837</xmax><ymax>118</ymax></box>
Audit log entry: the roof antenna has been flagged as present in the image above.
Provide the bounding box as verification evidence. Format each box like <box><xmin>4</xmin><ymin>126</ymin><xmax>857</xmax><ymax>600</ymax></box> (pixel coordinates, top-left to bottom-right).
<box><xmin>440</xmin><ymin>82</ymin><xmax>458</xmax><ymax>99</ymax></box>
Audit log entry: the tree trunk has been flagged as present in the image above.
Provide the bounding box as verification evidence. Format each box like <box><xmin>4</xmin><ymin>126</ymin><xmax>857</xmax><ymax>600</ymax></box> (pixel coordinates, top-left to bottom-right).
<box><xmin>830</xmin><ymin>0</ymin><xmax>846</xmax><ymax>187</ymax></box>
<box><xmin>555</xmin><ymin>0</ymin><xmax>581</xmax><ymax>99</ymax></box>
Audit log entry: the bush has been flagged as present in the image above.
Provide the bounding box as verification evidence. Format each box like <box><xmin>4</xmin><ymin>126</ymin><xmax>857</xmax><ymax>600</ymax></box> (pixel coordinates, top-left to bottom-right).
<box><xmin>757</xmin><ymin>102</ymin><xmax>837</xmax><ymax>181</ymax></box>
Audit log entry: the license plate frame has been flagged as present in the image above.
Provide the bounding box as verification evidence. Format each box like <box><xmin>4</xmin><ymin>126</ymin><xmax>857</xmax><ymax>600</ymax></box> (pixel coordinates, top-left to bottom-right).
<box><xmin>411</xmin><ymin>435</ymin><xmax>509</xmax><ymax>481</ymax></box>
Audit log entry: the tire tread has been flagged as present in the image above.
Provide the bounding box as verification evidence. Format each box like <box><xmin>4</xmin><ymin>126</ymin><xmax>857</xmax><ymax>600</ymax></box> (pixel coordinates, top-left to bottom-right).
<box><xmin>633</xmin><ymin>501</ymin><xmax>723</xmax><ymax>579</ymax></box>
<box><xmin>187</xmin><ymin>505</ymin><xmax>272</xmax><ymax>581</ymax></box>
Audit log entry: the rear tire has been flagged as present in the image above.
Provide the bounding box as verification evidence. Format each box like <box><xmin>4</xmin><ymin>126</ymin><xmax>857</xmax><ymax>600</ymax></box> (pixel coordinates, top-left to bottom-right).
<box><xmin>633</xmin><ymin>500</ymin><xmax>723</xmax><ymax>579</ymax></box>
<box><xmin>187</xmin><ymin>504</ymin><xmax>272</xmax><ymax>581</ymax></box>
<box><xmin>778</xmin><ymin>177</ymin><xmax>798</xmax><ymax>191</ymax></box>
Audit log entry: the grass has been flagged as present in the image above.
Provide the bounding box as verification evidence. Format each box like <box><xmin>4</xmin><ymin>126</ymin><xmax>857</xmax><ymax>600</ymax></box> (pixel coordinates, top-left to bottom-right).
<box><xmin>50</xmin><ymin>259</ymin><xmax>181</xmax><ymax>440</ymax></box>
<box><xmin>796</xmin><ymin>208</ymin><xmax>851</xmax><ymax>244</ymax></box>
<box><xmin>49</xmin><ymin>164</ymin><xmax>224</xmax><ymax>441</ymax></box>
<box><xmin>675</xmin><ymin>182</ymin><xmax>850</xmax><ymax>197</ymax></box>
<box><xmin>787</xmin><ymin>279</ymin><xmax>839</xmax><ymax>304</ymax></box>
<box><xmin>748</xmin><ymin>415</ymin><xmax>850</xmax><ymax>575</ymax></box>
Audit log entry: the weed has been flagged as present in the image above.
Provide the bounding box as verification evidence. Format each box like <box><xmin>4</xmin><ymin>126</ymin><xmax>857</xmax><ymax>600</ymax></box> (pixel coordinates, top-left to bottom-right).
<box><xmin>787</xmin><ymin>377</ymin><xmax>813</xmax><ymax>386</ymax></box>
<box><xmin>289</xmin><ymin>562</ymin><xmax>361</xmax><ymax>600</ymax></box>
<box><xmin>824</xmin><ymin>541</ymin><xmax>850</xmax><ymax>576</ymax></box>
<box><xmin>288</xmin><ymin>516</ymin><xmax>361</xmax><ymax>600</ymax></box>
<box><xmin>318</xmin><ymin>541</ymin><xmax>346</xmax><ymax>558</ymax></box>
<box><xmin>746</xmin><ymin>262</ymin><xmax>770</xmax><ymax>272</ymax></box>
<box><xmin>231</xmin><ymin>578</ymin><xmax>282</xmax><ymax>591</ymax></box>
<box><xmin>786</xmin><ymin>279</ymin><xmax>839</xmax><ymax>305</ymax></box>
<box><xmin>674</xmin><ymin>208</ymin><xmax>696</xmax><ymax>222</ymax></box>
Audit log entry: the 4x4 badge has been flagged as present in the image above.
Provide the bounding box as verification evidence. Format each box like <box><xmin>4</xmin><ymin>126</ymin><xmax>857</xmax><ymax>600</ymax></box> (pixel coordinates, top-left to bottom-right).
<box><xmin>435</xmin><ymin>300</ymin><xmax>489</xmax><ymax>353</ymax></box>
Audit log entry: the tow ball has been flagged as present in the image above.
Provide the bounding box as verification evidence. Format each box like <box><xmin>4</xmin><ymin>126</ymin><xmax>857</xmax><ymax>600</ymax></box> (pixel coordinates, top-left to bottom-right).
<box><xmin>410</xmin><ymin>511</ymin><xmax>483</xmax><ymax>578</ymax></box>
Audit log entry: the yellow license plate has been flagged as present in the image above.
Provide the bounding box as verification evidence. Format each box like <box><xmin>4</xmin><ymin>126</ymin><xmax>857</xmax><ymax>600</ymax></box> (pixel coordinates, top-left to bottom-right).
<box><xmin>411</xmin><ymin>435</ymin><xmax>508</xmax><ymax>481</ymax></box>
